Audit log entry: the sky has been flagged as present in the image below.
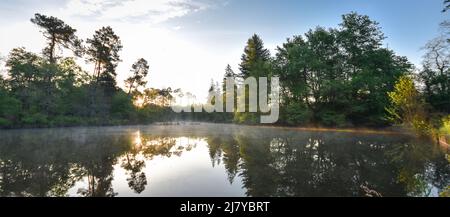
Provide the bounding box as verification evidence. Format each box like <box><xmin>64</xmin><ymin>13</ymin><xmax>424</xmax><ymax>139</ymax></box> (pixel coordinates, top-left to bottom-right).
<box><xmin>0</xmin><ymin>0</ymin><xmax>448</xmax><ymax>101</ymax></box>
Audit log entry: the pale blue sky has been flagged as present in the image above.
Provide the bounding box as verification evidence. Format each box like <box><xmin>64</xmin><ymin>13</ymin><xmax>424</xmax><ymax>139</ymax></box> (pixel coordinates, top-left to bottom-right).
<box><xmin>0</xmin><ymin>0</ymin><xmax>448</xmax><ymax>100</ymax></box>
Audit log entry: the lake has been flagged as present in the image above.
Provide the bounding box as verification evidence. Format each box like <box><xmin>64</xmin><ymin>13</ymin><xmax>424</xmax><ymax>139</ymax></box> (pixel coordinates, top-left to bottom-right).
<box><xmin>0</xmin><ymin>123</ymin><xmax>448</xmax><ymax>197</ymax></box>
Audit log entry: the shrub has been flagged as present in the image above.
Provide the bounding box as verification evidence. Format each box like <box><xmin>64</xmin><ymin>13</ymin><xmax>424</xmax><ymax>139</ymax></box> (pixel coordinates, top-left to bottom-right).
<box><xmin>319</xmin><ymin>110</ymin><xmax>346</xmax><ymax>127</ymax></box>
<box><xmin>0</xmin><ymin>117</ymin><xmax>12</xmax><ymax>127</ymax></box>
<box><xmin>21</xmin><ymin>113</ymin><xmax>49</xmax><ymax>126</ymax></box>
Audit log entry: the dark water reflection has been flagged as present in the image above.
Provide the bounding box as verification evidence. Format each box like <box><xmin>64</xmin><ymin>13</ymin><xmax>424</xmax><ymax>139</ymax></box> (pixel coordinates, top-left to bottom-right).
<box><xmin>0</xmin><ymin>123</ymin><xmax>448</xmax><ymax>197</ymax></box>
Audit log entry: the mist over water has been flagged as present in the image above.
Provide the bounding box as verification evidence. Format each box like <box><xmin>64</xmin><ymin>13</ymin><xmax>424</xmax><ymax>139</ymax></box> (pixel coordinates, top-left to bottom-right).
<box><xmin>0</xmin><ymin>123</ymin><xmax>448</xmax><ymax>197</ymax></box>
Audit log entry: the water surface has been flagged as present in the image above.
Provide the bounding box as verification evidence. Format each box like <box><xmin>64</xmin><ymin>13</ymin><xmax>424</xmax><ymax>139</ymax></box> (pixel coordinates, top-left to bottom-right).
<box><xmin>0</xmin><ymin>123</ymin><xmax>448</xmax><ymax>197</ymax></box>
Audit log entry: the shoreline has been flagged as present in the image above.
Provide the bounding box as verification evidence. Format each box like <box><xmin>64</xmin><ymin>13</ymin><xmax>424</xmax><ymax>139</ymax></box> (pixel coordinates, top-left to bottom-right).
<box><xmin>0</xmin><ymin>121</ymin><xmax>414</xmax><ymax>136</ymax></box>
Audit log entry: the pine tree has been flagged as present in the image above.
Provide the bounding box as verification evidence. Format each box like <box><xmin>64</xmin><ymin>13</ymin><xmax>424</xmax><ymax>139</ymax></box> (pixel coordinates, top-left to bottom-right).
<box><xmin>31</xmin><ymin>13</ymin><xmax>82</xmax><ymax>64</ymax></box>
<box><xmin>125</xmin><ymin>58</ymin><xmax>149</xmax><ymax>96</ymax></box>
<box><xmin>86</xmin><ymin>26</ymin><xmax>123</xmax><ymax>92</ymax></box>
<box><xmin>239</xmin><ymin>34</ymin><xmax>270</xmax><ymax>78</ymax></box>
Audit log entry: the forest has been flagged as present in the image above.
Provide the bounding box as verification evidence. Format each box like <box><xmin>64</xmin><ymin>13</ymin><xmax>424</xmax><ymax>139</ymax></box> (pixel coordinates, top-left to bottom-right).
<box><xmin>0</xmin><ymin>10</ymin><xmax>448</xmax><ymax>139</ymax></box>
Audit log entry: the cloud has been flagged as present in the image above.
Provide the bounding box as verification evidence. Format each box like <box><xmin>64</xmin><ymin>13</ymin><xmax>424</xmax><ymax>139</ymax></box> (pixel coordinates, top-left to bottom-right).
<box><xmin>62</xmin><ymin>0</ymin><xmax>219</xmax><ymax>23</ymax></box>
<box><xmin>172</xmin><ymin>25</ymin><xmax>183</xmax><ymax>30</ymax></box>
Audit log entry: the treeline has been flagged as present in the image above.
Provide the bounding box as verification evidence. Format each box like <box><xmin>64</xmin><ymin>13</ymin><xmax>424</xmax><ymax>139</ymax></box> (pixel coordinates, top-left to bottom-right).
<box><xmin>0</xmin><ymin>14</ymin><xmax>179</xmax><ymax>128</ymax></box>
<box><xmin>205</xmin><ymin>12</ymin><xmax>449</xmax><ymax>133</ymax></box>
<box><xmin>0</xmin><ymin>12</ymin><xmax>448</xmax><ymax>131</ymax></box>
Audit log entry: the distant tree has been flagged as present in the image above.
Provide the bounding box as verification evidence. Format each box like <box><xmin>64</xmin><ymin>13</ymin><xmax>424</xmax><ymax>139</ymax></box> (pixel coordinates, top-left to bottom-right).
<box><xmin>440</xmin><ymin>21</ymin><xmax>450</xmax><ymax>43</ymax></box>
<box><xmin>222</xmin><ymin>64</ymin><xmax>236</xmax><ymax>89</ymax></box>
<box><xmin>222</xmin><ymin>64</ymin><xmax>237</xmax><ymax>112</ymax></box>
<box><xmin>0</xmin><ymin>72</ymin><xmax>6</xmax><ymax>90</ymax></box>
<box><xmin>443</xmin><ymin>0</ymin><xmax>450</xmax><ymax>12</ymax></box>
<box><xmin>86</xmin><ymin>26</ymin><xmax>122</xmax><ymax>93</ymax></box>
<box><xmin>142</xmin><ymin>87</ymin><xmax>174</xmax><ymax>107</ymax></box>
<box><xmin>125</xmin><ymin>58</ymin><xmax>149</xmax><ymax>95</ymax></box>
<box><xmin>419</xmin><ymin>36</ymin><xmax>450</xmax><ymax>113</ymax></box>
<box><xmin>31</xmin><ymin>13</ymin><xmax>82</xmax><ymax>64</ymax></box>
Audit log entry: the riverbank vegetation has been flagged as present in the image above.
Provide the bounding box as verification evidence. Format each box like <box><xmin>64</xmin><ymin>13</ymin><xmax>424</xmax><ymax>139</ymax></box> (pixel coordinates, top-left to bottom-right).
<box><xmin>0</xmin><ymin>8</ymin><xmax>448</xmax><ymax>140</ymax></box>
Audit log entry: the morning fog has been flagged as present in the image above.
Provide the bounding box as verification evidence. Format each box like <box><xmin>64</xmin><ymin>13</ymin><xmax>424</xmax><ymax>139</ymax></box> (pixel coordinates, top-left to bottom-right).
<box><xmin>171</xmin><ymin>77</ymin><xmax>280</xmax><ymax>123</ymax></box>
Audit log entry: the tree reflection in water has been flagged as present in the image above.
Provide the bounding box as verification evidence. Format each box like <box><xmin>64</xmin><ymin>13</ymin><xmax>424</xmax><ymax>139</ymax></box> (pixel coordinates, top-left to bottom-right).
<box><xmin>0</xmin><ymin>124</ymin><xmax>448</xmax><ymax>197</ymax></box>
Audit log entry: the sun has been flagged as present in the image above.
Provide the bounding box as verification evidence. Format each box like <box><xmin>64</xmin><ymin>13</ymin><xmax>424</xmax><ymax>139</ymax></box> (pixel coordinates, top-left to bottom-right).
<box><xmin>133</xmin><ymin>97</ymin><xmax>145</xmax><ymax>108</ymax></box>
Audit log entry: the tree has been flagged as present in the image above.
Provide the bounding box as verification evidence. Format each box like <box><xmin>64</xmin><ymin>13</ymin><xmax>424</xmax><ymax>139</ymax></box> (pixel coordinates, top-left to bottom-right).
<box><xmin>348</xmin><ymin>48</ymin><xmax>411</xmax><ymax>126</ymax></box>
<box><xmin>0</xmin><ymin>74</ymin><xmax>5</xmax><ymax>90</ymax></box>
<box><xmin>275</xmin><ymin>27</ymin><xmax>348</xmax><ymax>126</ymax></box>
<box><xmin>443</xmin><ymin>0</ymin><xmax>450</xmax><ymax>12</ymax></box>
<box><xmin>111</xmin><ymin>90</ymin><xmax>135</xmax><ymax>120</ymax></box>
<box><xmin>0</xmin><ymin>89</ymin><xmax>21</xmax><ymax>127</ymax></box>
<box><xmin>5</xmin><ymin>48</ymin><xmax>44</xmax><ymax>111</ymax></box>
<box><xmin>31</xmin><ymin>13</ymin><xmax>82</xmax><ymax>64</ymax></box>
<box><xmin>419</xmin><ymin>36</ymin><xmax>450</xmax><ymax>113</ymax></box>
<box><xmin>86</xmin><ymin>26</ymin><xmax>123</xmax><ymax>93</ymax></box>
<box><xmin>222</xmin><ymin>64</ymin><xmax>237</xmax><ymax>115</ymax></box>
<box><xmin>125</xmin><ymin>58</ymin><xmax>149</xmax><ymax>95</ymax></box>
<box><xmin>387</xmin><ymin>75</ymin><xmax>430</xmax><ymax>134</ymax></box>
<box><xmin>274</xmin><ymin>12</ymin><xmax>410</xmax><ymax>126</ymax></box>
<box><xmin>235</xmin><ymin>34</ymin><xmax>272</xmax><ymax>123</ymax></box>
<box><xmin>53</xmin><ymin>58</ymin><xmax>91</xmax><ymax>117</ymax></box>
<box><xmin>239</xmin><ymin>34</ymin><xmax>271</xmax><ymax>78</ymax></box>
<box><xmin>338</xmin><ymin>12</ymin><xmax>385</xmax><ymax>64</ymax></box>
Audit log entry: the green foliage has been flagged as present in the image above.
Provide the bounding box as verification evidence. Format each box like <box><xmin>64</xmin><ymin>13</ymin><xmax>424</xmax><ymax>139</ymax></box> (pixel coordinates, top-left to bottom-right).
<box><xmin>239</xmin><ymin>34</ymin><xmax>271</xmax><ymax>78</ymax></box>
<box><xmin>21</xmin><ymin>113</ymin><xmax>49</xmax><ymax>126</ymax></box>
<box><xmin>111</xmin><ymin>91</ymin><xmax>135</xmax><ymax>120</ymax></box>
<box><xmin>234</xmin><ymin>112</ymin><xmax>258</xmax><ymax>124</ymax></box>
<box><xmin>49</xmin><ymin>116</ymin><xmax>85</xmax><ymax>127</ymax></box>
<box><xmin>387</xmin><ymin>75</ymin><xmax>432</xmax><ymax>135</ymax></box>
<box><xmin>0</xmin><ymin>15</ymin><xmax>138</xmax><ymax>128</ymax></box>
<box><xmin>273</xmin><ymin>12</ymin><xmax>410</xmax><ymax>127</ymax></box>
<box><xmin>0</xmin><ymin>90</ymin><xmax>21</xmax><ymax>120</ymax></box>
<box><xmin>419</xmin><ymin>36</ymin><xmax>450</xmax><ymax>113</ymax></box>
<box><xmin>318</xmin><ymin>110</ymin><xmax>347</xmax><ymax>127</ymax></box>
<box><xmin>125</xmin><ymin>58</ymin><xmax>149</xmax><ymax>95</ymax></box>
<box><xmin>235</xmin><ymin>34</ymin><xmax>272</xmax><ymax>124</ymax></box>
<box><xmin>0</xmin><ymin>12</ymin><xmax>447</xmax><ymax>130</ymax></box>
<box><xmin>281</xmin><ymin>102</ymin><xmax>312</xmax><ymax>126</ymax></box>
<box><xmin>387</xmin><ymin>76</ymin><xmax>423</xmax><ymax>123</ymax></box>
<box><xmin>440</xmin><ymin>186</ymin><xmax>450</xmax><ymax>197</ymax></box>
<box><xmin>0</xmin><ymin>118</ymin><xmax>12</xmax><ymax>127</ymax></box>
<box><xmin>440</xmin><ymin>115</ymin><xmax>450</xmax><ymax>135</ymax></box>
<box><xmin>30</xmin><ymin>13</ymin><xmax>82</xmax><ymax>63</ymax></box>
<box><xmin>86</xmin><ymin>26</ymin><xmax>122</xmax><ymax>94</ymax></box>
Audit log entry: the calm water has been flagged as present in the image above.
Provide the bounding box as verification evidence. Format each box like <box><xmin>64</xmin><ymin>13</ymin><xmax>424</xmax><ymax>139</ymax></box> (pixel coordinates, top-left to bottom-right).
<box><xmin>0</xmin><ymin>123</ymin><xmax>448</xmax><ymax>197</ymax></box>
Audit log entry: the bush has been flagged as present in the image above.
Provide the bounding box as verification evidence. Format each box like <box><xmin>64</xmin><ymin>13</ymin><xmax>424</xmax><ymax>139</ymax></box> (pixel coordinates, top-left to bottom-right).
<box><xmin>21</xmin><ymin>113</ymin><xmax>49</xmax><ymax>126</ymax></box>
<box><xmin>283</xmin><ymin>102</ymin><xmax>313</xmax><ymax>125</ymax></box>
<box><xmin>319</xmin><ymin>110</ymin><xmax>346</xmax><ymax>127</ymax></box>
<box><xmin>440</xmin><ymin>115</ymin><xmax>450</xmax><ymax>136</ymax></box>
<box><xmin>233</xmin><ymin>112</ymin><xmax>258</xmax><ymax>124</ymax></box>
<box><xmin>49</xmin><ymin>116</ymin><xmax>85</xmax><ymax>127</ymax></box>
<box><xmin>111</xmin><ymin>91</ymin><xmax>134</xmax><ymax>120</ymax></box>
<box><xmin>0</xmin><ymin>91</ymin><xmax>21</xmax><ymax>127</ymax></box>
<box><xmin>0</xmin><ymin>117</ymin><xmax>12</xmax><ymax>127</ymax></box>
